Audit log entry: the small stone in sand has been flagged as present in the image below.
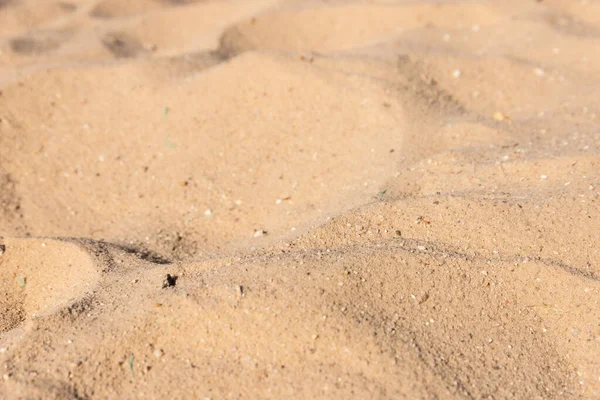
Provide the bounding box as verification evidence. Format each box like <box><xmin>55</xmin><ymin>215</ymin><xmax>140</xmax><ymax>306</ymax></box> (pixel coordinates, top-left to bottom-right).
<box><xmin>417</xmin><ymin>293</ymin><xmax>429</xmax><ymax>304</ymax></box>
<box><xmin>415</xmin><ymin>216</ymin><xmax>431</xmax><ymax>225</ymax></box>
<box><xmin>0</xmin><ymin>244</ymin><xmax>5</xmax><ymax>256</ymax></box>
<box><xmin>162</xmin><ymin>274</ymin><xmax>178</xmax><ymax>289</ymax></box>
<box><xmin>493</xmin><ymin>112</ymin><xmax>510</xmax><ymax>121</ymax></box>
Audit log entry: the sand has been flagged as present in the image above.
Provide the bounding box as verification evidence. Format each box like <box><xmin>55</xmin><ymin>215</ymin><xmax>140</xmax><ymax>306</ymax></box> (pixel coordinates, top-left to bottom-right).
<box><xmin>0</xmin><ymin>0</ymin><xmax>599</xmax><ymax>398</ymax></box>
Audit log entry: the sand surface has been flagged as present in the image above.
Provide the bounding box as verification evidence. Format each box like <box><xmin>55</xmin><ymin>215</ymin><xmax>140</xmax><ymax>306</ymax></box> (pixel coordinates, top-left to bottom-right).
<box><xmin>1</xmin><ymin>0</ymin><xmax>599</xmax><ymax>398</ymax></box>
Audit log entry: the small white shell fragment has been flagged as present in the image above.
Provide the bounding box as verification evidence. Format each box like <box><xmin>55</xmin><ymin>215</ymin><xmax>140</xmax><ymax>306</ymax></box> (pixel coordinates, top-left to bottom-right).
<box><xmin>253</xmin><ymin>230</ymin><xmax>267</xmax><ymax>238</ymax></box>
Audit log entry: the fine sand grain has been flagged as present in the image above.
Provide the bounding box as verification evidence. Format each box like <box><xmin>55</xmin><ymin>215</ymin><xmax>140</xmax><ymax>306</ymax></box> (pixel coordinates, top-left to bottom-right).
<box><xmin>1</xmin><ymin>0</ymin><xmax>600</xmax><ymax>398</ymax></box>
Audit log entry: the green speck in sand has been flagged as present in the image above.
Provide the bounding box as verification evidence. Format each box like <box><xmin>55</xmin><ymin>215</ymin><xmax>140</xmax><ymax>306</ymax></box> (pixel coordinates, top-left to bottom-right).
<box><xmin>129</xmin><ymin>355</ymin><xmax>134</xmax><ymax>376</ymax></box>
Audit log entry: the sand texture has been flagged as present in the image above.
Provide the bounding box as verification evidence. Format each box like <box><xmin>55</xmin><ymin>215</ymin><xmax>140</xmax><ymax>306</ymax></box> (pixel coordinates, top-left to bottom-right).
<box><xmin>1</xmin><ymin>0</ymin><xmax>600</xmax><ymax>398</ymax></box>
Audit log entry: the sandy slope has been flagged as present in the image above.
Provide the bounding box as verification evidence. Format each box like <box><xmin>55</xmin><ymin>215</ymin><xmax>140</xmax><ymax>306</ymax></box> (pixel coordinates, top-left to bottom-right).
<box><xmin>1</xmin><ymin>0</ymin><xmax>599</xmax><ymax>398</ymax></box>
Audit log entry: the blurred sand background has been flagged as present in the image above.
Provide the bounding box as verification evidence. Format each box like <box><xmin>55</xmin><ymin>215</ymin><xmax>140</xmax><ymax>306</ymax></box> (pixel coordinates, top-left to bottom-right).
<box><xmin>1</xmin><ymin>0</ymin><xmax>600</xmax><ymax>398</ymax></box>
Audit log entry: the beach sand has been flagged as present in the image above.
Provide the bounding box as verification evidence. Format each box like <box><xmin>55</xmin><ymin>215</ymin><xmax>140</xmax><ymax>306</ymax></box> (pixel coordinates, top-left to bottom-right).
<box><xmin>1</xmin><ymin>0</ymin><xmax>599</xmax><ymax>398</ymax></box>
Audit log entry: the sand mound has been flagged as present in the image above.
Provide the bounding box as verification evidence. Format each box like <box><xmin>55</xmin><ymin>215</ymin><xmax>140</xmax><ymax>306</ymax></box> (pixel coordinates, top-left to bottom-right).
<box><xmin>1</xmin><ymin>0</ymin><xmax>599</xmax><ymax>398</ymax></box>
<box><xmin>0</xmin><ymin>238</ymin><xmax>98</xmax><ymax>326</ymax></box>
<box><xmin>219</xmin><ymin>3</ymin><xmax>503</xmax><ymax>56</ymax></box>
<box><xmin>0</xmin><ymin>51</ymin><xmax>409</xmax><ymax>258</ymax></box>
